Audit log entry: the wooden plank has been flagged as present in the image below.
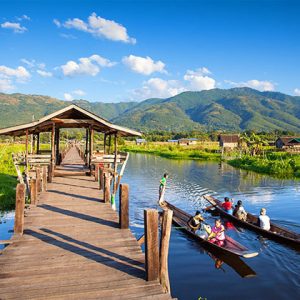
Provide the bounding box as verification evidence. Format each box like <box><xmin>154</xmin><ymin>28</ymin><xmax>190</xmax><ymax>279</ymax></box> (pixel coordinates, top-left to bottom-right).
<box><xmin>144</xmin><ymin>209</ymin><xmax>159</xmax><ymax>281</ymax></box>
<box><xmin>0</xmin><ymin>240</ymin><xmax>13</xmax><ymax>245</ymax></box>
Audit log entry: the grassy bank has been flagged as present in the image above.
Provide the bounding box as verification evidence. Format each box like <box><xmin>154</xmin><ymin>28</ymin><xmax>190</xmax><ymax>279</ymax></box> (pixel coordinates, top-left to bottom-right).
<box><xmin>228</xmin><ymin>152</ymin><xmax>300</xmax><ymax>179</ymax></box>
<box><xmin>120</xmin><ymin>143</ymin><xmax>221</xmax><ymax>161</ymax></box>
<box><xmin>0</xmin><ymin>144</ymin><xmax>25</xmax><ymax>211</ymax></box>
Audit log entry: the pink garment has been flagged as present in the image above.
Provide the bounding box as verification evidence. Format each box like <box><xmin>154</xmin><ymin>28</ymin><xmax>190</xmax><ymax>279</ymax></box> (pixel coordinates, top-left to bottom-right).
<box><xmin>211</xmin><ymin>225</ymin><xmax>225</xmax><ymax>241</ymax></box>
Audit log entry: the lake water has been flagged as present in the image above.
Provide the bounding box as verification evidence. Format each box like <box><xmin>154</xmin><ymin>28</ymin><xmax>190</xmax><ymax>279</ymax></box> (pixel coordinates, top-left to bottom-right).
<box><xmin>1</xmin><ymin>153</ymin><xmax>300</xmax><ymax>299</ymax></box>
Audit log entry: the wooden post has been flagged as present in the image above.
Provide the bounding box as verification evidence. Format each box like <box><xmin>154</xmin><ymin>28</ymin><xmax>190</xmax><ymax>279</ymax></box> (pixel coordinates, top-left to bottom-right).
<box><xmin>14</xmin><ymin>183</ymin><xmax>26</xmax><ymax>235</ymax></box>
<box><xmin>119</xmin><ymin>184</ymin><xmax>129</xmax><ymax>229</ymax></box>
<box><xmin>36</xmin><ymin>133</ymin><xmax>40</xmax><ymax>154</ymax></box>
<box><xmin>51</xmin><ymin>123</ymin><xmax>55</xmax><ymax>175</ymax></box>
<box><xmin>25</xmin><ymin>129</ymin><xmax>29</xmax><ymax>167</ymax></box>
<box><xmin>85</xmin><ymin>128</ymin><xmax>89</xmax><ymax>166</ymax></box>
<box><xmin>30</xmin><ymin>179</ymin><xmax>37</xmax><ymax>205</ymax></box>
<box><xmin>42</xmin><ymin>166</ymin><xmax>47</xmax><ymax>191</ymax></box>
<box><xmin>104</xmin><ymin>173</ymin><xmax>111</xmax><ymax>203</ymax></box>
<box><xmin>159</xmin><ymin>209</ymin><xmax>173</xmax><ymax>293</ymax></box>
<box><xmin>55</xmin><ymin>128</ymin><xmax>60</xmax><ymax>165</ymax></box>
<box><xmin>144</xmin><ymin>209</ymin><xmax>159</xmax><ymax>281</ymax></box>
<box><xmin>89</xmin><ymin>127</ymin><xmax>94</xmax><ymax>168</ymax></box>
<box><xmin>108</xmin><ymin>134</ymin><xmax>112</xmax><ymax>154</ymax></box>
<box><xmin>103</xmin><ymin>133</ymin><xmax>107</xmax><ymax>154</ymax></box>
<box><xmin>48</xmin><ymin>163</ymin><xmax>52</xmax><ymax>183</ymax></box>
<box><xmin>99</xmin><ymin>167</ymin><xmax>104</xmax><ymax>190</ymax></box>
<box><xmin>95</xmin><ymin>164</ymin><xmax>99</xmax><ymax>182</ymax></box>
<box><xmin>36</xmin><ymin>167</ymin><xmax>42</xmax><ymax>193</ymax></box>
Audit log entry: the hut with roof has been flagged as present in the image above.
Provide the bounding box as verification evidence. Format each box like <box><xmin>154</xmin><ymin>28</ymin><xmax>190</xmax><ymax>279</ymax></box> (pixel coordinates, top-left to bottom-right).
<box><xmin>275</xmin><ymin>136</ymin><xmax>300</xmax><ymax>151</ymax></box>
<box><xmin>218</xmin><ymin>134</ymin><xmax>240</xmax><ymax>149</ymax></box>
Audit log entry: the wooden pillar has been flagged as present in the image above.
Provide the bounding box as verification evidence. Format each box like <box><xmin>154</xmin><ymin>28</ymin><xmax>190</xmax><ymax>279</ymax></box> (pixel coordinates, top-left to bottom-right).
<box><xmin>85</xmin><ymin>128</ymin><xmax>89</xmax><ymax>166</ymax></box>
<box><xmin>159</xmin><ymin>209</ymin><xmax>173</xmax><ymax>293</ymax></box>
<box><xmin>14</xmin><ymin>183</ymin><xmax>26</xmax><ymax>235</ymax></box>
<box><xmin>30</xmin><ymin>179</ymin><xmax>37</xmax><ymax>205</ymax></box>
<box><xmin>99</xmin><ymin>167</ymin><xmax>104</xmax><ymax>190</ymax></box>
<box><xmin>95</xmin><ymin>164</ymin><xmax>99</xmax><ymax>182</ymax></box>
<box><xmin>25</xmin><ymin>129</ymin><xmax>29</xmax><ymax>167</ymax></box>
<box><xmin>89</xmin><ymin>127</ymin><xmax>93</xmax><ymax>169</ymax></box>
<box><xmin>36</xmin><ymin>133</ymin><xmax>40</xmax><ymax>154</ymax></box>
<box><xmin>48</xmin><ymin>164</ymin><xmax>52</xmax><ymax>183</ymax></box>
<box><xmin>119</xmin><ymin>184</ymin><xmax>129</xmax><ymax>229</ymax></box>
<box><xmin>55</xmin><ymin>128</ymin><xmax>60</xmax><ymax>165</ymax></box>
<box><xmin>51</xmin><ymin>123</ymin><xmax>55</xmax><ymax>175</ymax></box>
<box><xmin>31</xmin><ymin>133</ymin><xmax>34</xmax><ymax>154</ymax></box>
<box><xmin>113</xmin><ymin>133</ymin><xmax>118</xmax><ymax>193</ymax></box>
<box><xmin>103</xmin><ymin>133</ymin><xmax>107</xmax><ymax>154</ymax></box>
<box><xmin>104</xmin><ymin>173</ymin><xmax>111</xmax><ymax>203</ymax></box>
<box><xmin>108</xmin><ymin>134</ymin><xmax>112</xmax><ymax>154</ymax></box>
<box><xmin>36</xmin><ymin>167</ymin><xmax>42</xmax><ymax>193</ymax></box>
<box><xmin>42</xmin><ymin>166</ymin><xmax>47</xmax><ymax>191</ymax></box>
<box><xmin>144</xmin><ymin>209</ymin><xmax>159</xmax><ymax>281</ymax></box>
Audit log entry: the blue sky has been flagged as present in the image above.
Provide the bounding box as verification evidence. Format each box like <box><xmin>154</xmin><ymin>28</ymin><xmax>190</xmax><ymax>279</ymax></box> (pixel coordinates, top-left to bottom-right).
<box><xmin>1</xmin><ymin>0</ymin><xmax>300</xmax><ymax>102</ymax></box>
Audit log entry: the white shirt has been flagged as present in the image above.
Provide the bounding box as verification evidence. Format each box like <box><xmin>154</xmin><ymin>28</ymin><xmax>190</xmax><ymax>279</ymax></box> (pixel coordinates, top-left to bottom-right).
<box><xmin>259</xmin><ymin>215</ymin><xmax>270</xmax><ymax>231</ymax></box>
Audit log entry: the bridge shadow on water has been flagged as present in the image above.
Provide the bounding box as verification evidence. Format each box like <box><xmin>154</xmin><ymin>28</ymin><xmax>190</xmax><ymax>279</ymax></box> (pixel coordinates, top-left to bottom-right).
<box><xmin>25</xmin><ymin>228</ymin><xmax>145</xmax><ymax>279</ymax></box>
<box><xmin>39</xmin><ymin>204</ymin><xmax>118</xmax><ymax>228</ymax></box>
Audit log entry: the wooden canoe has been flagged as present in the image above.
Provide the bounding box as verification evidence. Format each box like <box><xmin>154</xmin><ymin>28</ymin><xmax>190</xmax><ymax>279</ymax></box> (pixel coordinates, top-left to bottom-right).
<box><xmin>162</xmin><ymin>201</ymin><xmax>258</xmax><ymax>259</ymax></box>
<box><xmin>203</xmin><ymin>195</ymin><xmax>300</xmax><ymax>248</ymax></box>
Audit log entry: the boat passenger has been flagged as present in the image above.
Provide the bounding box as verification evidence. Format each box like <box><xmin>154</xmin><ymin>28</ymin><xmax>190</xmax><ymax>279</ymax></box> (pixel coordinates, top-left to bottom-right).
<box><xmin>233</xmin><ymin>200</ymin><xmax>247</xmax><ymax>221</ymax></box>
<box><xmin>259</xmin><ymin>208</ymin><xmax>270</xmax><ymax>231</ymax></box>
<box><xmin>221</xmin><ymin>197</ymin><xmax>233</xmax><ymax>214</ymax></box>
<box><xmin>188</xmin><ymin>210</ymin><xmax>204</xmax><ymax>233</ymax></box>
<box><xmin>208</xmin><ymin>219</ymin><xmax>226</xmax><ymax>247</ymax></box>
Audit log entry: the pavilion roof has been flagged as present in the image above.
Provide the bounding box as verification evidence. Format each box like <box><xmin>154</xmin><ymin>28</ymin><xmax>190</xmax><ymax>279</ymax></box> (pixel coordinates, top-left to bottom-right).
<box><xmin>0</xmin><ymin>104</ymin><xmax>141</xmax><ymax>137</ymax></box>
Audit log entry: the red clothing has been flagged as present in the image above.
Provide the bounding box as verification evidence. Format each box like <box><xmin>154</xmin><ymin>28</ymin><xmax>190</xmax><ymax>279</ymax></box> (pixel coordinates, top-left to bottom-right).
<box><xmin>222</xmin><ymin>201</ymin><xmax>232</xmax><ymax>210</ymax></box>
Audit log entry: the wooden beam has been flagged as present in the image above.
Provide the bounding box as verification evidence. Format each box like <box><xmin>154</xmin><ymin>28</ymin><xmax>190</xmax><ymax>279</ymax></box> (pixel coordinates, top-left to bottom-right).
<box><xmin>14</xmin><ymin>183</ymin><xmax>26</xmax><ymax>235</ymax></box>
<box><xmin>144</xmin><ymin>209</ymin><xmax>159</xmax><ymax>281</ymax></box>
<box><xmin>159</xmin><ymin>209</ymin><xmax>173</xmax><ymax>294</ymax></box>
<box><xmin>119</xmin><ymin>184</ymin><xmax>129</xmax><ymax>229</ymax></box>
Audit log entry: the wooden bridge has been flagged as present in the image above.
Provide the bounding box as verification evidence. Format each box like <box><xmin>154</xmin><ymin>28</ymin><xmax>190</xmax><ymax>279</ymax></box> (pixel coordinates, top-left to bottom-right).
<box><xmin>0</xmin><ymin>148</ymin><xmax>174</xmax><ymax>299</ymax></box>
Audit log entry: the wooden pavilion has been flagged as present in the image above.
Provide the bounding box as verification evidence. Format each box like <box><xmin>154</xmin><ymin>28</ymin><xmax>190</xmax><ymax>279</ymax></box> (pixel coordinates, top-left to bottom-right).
<box><xmin>0</xmin><ymin>104</ymin><xmax>141</xmax><ymax>180</ymax></box>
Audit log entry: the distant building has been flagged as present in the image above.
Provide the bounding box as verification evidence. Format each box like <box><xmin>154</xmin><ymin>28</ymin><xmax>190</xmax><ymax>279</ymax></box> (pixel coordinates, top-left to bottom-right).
<box><xmin>136</xmin><ymin>138</ymin><xmax>146</xmax><ymax>145</ymax></box>
<box><xmin>178</xmin><ymin>138</ymin><xmax>198</xmax><ymax>146</ymax></box>
<box><xmin>275</xmin><ymin>136</ymin><xmax>300</xmax><ymax>150</ymax></box>
<box><xmin>218</xmin><ymin>134</ymin><xmax>240</xmax><ymax>149</ymax></box>
<box><xmin>167</xmin><ymin>139</ymin><xmax>178</xmax><ymax>144</ymax></box>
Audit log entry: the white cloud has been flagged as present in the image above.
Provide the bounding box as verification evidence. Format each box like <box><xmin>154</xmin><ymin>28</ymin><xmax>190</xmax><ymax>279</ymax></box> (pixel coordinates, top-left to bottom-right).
<box><xmin>0</xmin><ymin>65</ymin><xmax>31</xmax><ymax>82</ymax></box>
<box><xmin>184</xmin><ymin>68</ymin><xmax>216</xmax><ymax>91</ymax></box>
<box><xmin>17</xmin><ymin>15</ymin><xmax>31</xmax><ymax>21</ymax></box>
<box><xmin>64</xmin><ymin>93</ymin><xmax>73</xmax><ymax>101</ymax></box>
<box><xmin>122</xmin><ymin>55</ymin><xmax>166</xmax><ymax>75</ymax></box>
<box><xmin>0</xmin><ymin>78</ymin><xmax>15</xmax><ymax>92</ymax></box>
<box><xmin>132</xmin><ymin>78</ymin><xmax>186</xmax><ymax>99</ymax></box>
<box><xmin>294</xmin><ymin>88</ymin><xmax>300</xmax><ymax>96</ymax></box>
<box><xmin>225</xmin><ymin>79</ymin><xmax>275</xmax><ymax>91</ymax></box>
<box><xmin>37</xmin><ymin>70</ymin><xmax>53</xmax><ymax>77</ymax></box>
<box><xmin>60</xmin><ymin>54</ymin><xmax>116</xmax><ymax>77</ymax></box>
<box><xmin>20</xmin><ymin>58</ymin><xmax>35</xmax><ymax>68</ymax></box>
<box><xmin>60</xmin><ymin>33</ymin><xmax>77</xmax><ymax>39</ymax></box>
<box><xmin>1</xmin><ymin>22</ymin><xmax>27</xmax><ymax>33</ymax></box>
<box><xmin>73</xmin><ymin>89</ymin><xmax>85</xmax><ymax>96</ymax></box>
<box><xmin>55</xmin><ymin>13</ymin><xmax>136</xmax><ymax>44</ymax></box>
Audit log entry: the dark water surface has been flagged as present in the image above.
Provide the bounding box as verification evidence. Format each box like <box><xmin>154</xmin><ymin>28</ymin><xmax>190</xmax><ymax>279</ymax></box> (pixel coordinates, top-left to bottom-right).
<box><xmin>121</xmin><ymin>154</ymin><xmax>300</xmax><ymax>300</ymax></box>
<box><xmin>1</xmin><ymin>153</ymin><xmax>299</xmax><ymax>299</ymax></box>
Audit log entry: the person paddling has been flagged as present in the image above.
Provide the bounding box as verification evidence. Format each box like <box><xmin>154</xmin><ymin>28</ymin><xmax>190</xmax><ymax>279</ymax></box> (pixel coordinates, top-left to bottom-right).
<box><xmin>233</xmin><ymin>200</ymin><xmax>247</xmax><ymax>221</ymax></box>
<box><xmin>208</xmin><ymin>219</ymin><xmax>226</xmax><ymax>247</ymax></box>
<box><xmin>158</xmin><ymin>173</ymin><xmax>168</xmax><ymax>205</ymax></box>
<box><xmin>221</xmin><ymin>197</ymin><xmax>233</xmax><ymax>214</ymax></box>
<box><xmin>188</xmin><ymin>210</ymin><xmax>204</xmax><ymax>232</ymax></box>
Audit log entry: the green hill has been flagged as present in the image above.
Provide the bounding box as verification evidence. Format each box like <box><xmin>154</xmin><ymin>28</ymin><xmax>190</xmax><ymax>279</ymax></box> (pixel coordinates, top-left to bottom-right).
<box><xmin>0</xmin><ymin>88</ymin><xmax>300</xmax><ymax>132</ymax></box>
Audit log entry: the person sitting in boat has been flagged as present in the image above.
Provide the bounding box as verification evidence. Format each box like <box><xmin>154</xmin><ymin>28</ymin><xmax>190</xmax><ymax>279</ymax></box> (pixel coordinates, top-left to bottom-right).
<box><xmin>187</xmin><ymin>210</ymin><xmax>204</xmax><ymax>233</ymax></box>
<box><xmin>233</xmin><ymin>200</ymin><xmax>247</xmax><ymax>221</ymax></box>
<box><xmin>208</xmin><ymin>219</ymin><xmax>226</xmax><ymax>247</ymax></box>
<box><xmin>221</xmin><ymin>197</ymin><xmax>233</xmax><ymax>214</ymax></box>
<box><xmin>259</xmin><ymin>208</ymin><xmax>270</xmax><ymax>231</ymax></box>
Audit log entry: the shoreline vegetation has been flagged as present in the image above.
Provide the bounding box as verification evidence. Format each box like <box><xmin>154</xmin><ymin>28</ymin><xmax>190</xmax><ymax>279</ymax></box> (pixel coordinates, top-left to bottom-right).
<box><xmin>120</xmin><ymin>143</ymin><xmax>300</xmax><ymax>179</ymax></box>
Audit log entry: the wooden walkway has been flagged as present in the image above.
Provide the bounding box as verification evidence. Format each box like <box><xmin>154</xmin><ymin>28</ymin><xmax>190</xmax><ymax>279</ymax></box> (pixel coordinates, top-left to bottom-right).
<box><xmin>0</xmin><ymin>149</ymin><xmax>173</xmax><ymax>299</ymax></box>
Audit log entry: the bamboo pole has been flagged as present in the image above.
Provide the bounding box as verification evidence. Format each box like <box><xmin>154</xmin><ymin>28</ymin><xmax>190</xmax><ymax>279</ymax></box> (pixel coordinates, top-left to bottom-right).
<box><xmin>119</xmin><ymin>184</ymin><xmax>129</xmax><ymax>229</ymax></box>
<box><xmin>144</xmin><ymin>209</ymin><xmax>159</xmax><ymax>281</ymax></box>
<box><xmin>159</xmin><ymin>209</ymin><xmax>173</xmax><ymax>294</ymax></box>
<box><xmin>14</xmin><ymin>183</ymin><xmax>26</xmax><ymax>235</ymax></box>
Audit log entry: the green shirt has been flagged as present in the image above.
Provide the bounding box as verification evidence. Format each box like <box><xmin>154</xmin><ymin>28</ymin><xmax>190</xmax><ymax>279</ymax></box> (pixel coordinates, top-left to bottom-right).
<box><xmin>160</xmin><ymin>177</ymin><xmax>166</xmax><ymax>187</ymax></box>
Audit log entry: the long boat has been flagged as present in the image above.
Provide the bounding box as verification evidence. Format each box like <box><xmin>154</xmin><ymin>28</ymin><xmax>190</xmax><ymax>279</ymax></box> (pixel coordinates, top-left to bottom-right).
<box><xmin>162</xmin><ymin>201</ymin><xmax>258</xmax><ymax>259</ymax></box>
<box><xmin>203</xmin><ymin>195</ymin><xmax>300</xmax><ymax>249</ymax></box>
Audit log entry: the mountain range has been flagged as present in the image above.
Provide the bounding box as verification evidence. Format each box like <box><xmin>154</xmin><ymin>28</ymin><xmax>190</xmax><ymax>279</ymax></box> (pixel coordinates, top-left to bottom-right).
<box><xmin>0</xmin><ymin>87</ymin><xmax>300</xmax><ymax>132</ymax></box>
